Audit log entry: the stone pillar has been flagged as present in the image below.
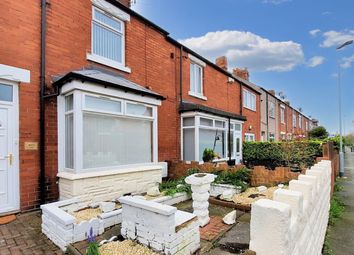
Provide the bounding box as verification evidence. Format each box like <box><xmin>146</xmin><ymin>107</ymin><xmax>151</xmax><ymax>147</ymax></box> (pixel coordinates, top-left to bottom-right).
<box><xmin>185</xmin><ymin>173</ymin><xmax>216</xmax><ymax>227</ymax></box>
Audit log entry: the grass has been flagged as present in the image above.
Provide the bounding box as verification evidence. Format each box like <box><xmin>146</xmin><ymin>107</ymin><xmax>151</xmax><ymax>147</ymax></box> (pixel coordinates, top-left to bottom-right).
<box><xmin>323</xmin><ymin>181</ymin><xmax>345</xmax><ymax>255</ymax></box>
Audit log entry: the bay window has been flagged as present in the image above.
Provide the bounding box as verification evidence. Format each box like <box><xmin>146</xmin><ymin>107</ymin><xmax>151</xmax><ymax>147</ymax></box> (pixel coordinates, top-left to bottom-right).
<box><xmin>182</xmin><ymin>113</ymin><xmax>242</xmax><ymax>162</ymax></box>
<box><xmin>59</xmin><ymin>89</ymin><xmax>158</xmax><ymax>173</ymax></box>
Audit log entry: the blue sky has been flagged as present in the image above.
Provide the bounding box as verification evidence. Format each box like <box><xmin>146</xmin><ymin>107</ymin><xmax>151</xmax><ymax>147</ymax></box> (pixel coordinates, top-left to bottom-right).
<box><xmin>132</xmin><ymin>0</ymin><xmax>354</xmax><ymax>135</ymax></box>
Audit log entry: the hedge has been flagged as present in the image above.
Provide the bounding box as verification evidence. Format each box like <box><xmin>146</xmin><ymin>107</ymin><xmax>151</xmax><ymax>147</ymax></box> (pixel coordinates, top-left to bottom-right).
<box><xmin>243</xmin><ymin>141</ymin><xmax>323</xmax><ymax>170</ymax></box>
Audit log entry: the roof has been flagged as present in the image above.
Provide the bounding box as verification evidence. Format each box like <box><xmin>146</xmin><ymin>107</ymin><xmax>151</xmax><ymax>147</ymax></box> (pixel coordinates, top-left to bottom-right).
<box><xmin>179</xmin><ymin>101</ymin><xmax>247</xmax><ymax>121</ymax></box>
<box><xmin>52</xmin><ymin>68</ymin><xmax>165</xmax><ymax>100</ymax></box>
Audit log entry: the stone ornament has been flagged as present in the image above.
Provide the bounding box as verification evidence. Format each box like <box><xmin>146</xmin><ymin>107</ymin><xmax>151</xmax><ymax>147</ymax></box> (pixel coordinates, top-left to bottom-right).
<box><xmin>185</xmin><ymin>173</ymin><xmax>216</xmax><ymax>227</ymax></box>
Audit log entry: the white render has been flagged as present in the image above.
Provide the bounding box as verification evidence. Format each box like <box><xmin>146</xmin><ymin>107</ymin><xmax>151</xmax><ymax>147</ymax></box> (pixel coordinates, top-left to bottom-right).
<box><xmin>58</xmin><ymin>166</ymin><xmax>162</xmax><ymax>205</ymax></box>
<box><xmin>41</xmin><ymin>192</ymin><xmax>190</xmax><ymax>251</ymax></box>
<box><xmin>210</xmin><ymin>183</ymin><xmax>241</xmax><ymax>197</ymax></box>
<box><xmin>185</xmin><ymin>173</ymin><xmax>216</xmax><ymax>227</ymax></box>
<box><xmin>249</xmin><ymin>160</ymin><xmax>332</xmax><ymax>255</ymax></box>
<box><xmin>119</xmin><ymin>196</ymin><xmax>200</xmax><ymax>255</ymax></box>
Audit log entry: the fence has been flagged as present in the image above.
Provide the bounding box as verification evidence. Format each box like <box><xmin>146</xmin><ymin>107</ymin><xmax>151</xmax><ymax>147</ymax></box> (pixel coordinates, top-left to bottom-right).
<box><xmin>249</xmin><ymin>160</ymin><xmax>331</xmax><ymax>255</ymax></box>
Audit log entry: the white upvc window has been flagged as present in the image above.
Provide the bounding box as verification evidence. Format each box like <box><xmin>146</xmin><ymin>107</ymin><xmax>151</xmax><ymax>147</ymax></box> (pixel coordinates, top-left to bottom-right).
<box><xmin>299</xmin><ymin>115</ymin><xmax>302</xmax><ymax>128</ymax></box>
<box><xmin>243</xmin><ymin>89</ymin><xmax>256</xmax><ymax>111</ymax></box>
<box><xmin>58</xmin><ymin>84</ymin><xmax>159</xmax><ymax>173</ymax></box>
<box><xmin>87</xmin><ymin>4</ymin><xmax>131</xmax><ymax>73</ymax></box>
<box><xmin>268</xmin><ymin>101</ymin><xmax>275</xmax><ymax>118</ymax></box>
<box><xmin>293</xmin><ymin>113</ymin><xmax>297</xmax><ymax>127</ymax></box>
<box><xmin>305</xmin><ymin>120</ymin><xmax>309</xmax><ymax>131</ymax></box>
<box><xmin>189</xmin><ymin>62</ymin><xmax>204</xmax><ymax>98</ymax></box>
<box><xmin>244</xmin><ymin>133</ymin><xmax>255</xmax><ymax>142</ymax></box>
<box><xmin>280</xmin><ymin>105</ymin><xmax>285</xmax><ymax>124</ymax></box>
<box><xmin>181</xmin><ymin>113</ymin><xmax>243</xmax><ymax>162</ymax></box>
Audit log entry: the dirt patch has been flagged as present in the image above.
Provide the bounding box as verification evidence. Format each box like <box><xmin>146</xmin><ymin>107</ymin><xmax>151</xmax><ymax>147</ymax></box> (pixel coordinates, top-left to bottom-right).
<box><xmin>70</xmin><ymin>208</ymin><xmax>102</xmax><ymax>223</ymax></box>
<box><xmin>232</xmin><ymin>186</ymin><xmax>287</xmax><ymax>206</ymax></box>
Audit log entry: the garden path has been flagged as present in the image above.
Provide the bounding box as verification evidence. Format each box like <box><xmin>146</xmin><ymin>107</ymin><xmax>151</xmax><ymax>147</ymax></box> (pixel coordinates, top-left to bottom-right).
<box><xmin>327</xmin><ymin>152</ymin><xmax>354</xmax><ymax>254</ymax></box>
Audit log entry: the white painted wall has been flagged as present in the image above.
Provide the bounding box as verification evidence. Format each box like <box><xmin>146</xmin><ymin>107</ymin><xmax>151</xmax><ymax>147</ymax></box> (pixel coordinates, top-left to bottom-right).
<box><xmin>249</xmin><ymin>160</ymin><xmax>332</xmax><ymax>255</ymax></box>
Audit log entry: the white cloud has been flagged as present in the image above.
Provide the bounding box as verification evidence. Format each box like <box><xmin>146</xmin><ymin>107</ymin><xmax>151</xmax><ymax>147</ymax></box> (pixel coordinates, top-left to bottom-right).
<box><xmin>341</xmin><ymin>54</ymin><xmax>354</xmax><ymax>69</ymax></box>
<box><xmin>309</xmin><ymin>29</ymin><xmax>321</xmax><ymax>37</ymax></box>
<box><xmin>179</xmin><ymin>30</ymin><xmax>304</xmax><ymax>72</ymax></box>
<box><xmin>307</xmin><ymin>56</ymin><xmax>325</xmax><ymax>67</ymax></box>
<box><xmin>262</xmin><ymin>0</ymin><xmax>292</xmax><ymax>4</ymax></box>
<box><xmin>322</xmin><ymin>11</ymin><xmax>332</xmax><ymax>16</ymax></box>
<box><xmin>321</xmin><ymin>30</ymin><xmax>354</xmax><ymax>48</ymax></box>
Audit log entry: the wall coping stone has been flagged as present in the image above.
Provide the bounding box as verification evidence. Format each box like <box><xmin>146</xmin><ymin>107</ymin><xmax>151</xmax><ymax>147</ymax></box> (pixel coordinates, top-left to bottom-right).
<box><xmin>119</xmin><ymin>196</ymin><xmax>177</xmax><ymax>216</ymax></box>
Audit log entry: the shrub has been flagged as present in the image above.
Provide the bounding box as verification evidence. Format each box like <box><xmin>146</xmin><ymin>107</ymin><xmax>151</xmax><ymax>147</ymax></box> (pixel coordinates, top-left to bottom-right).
<box><xmin>213</xmin><ymin>167</ymin><xmax>251</xmax><ymax>192</ymax></box>
<box><xmin>202</xmin><ymin>148</ymin><xmax>216</xmax><ymax>162</ymax></box>
<box><xmin>243</xmin><ymin>141</ymin><xmax>323</xmax><ymax>170</ymax></box>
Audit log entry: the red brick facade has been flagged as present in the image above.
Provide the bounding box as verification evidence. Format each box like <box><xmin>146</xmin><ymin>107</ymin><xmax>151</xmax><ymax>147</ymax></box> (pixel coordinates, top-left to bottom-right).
<box><xmin>0</xmin><ymin>0</ymin><xmax>311</xmax><ymax>212</ymax></box>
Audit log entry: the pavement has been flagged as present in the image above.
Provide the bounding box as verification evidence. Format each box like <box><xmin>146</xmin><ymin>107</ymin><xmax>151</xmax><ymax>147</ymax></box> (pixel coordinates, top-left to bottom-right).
<box><xmin>0</xmin><ymin>211</ymin><xmax>63</xmax><ymax>255</ymax></box>
<box><xmin>326</xmin><ymin>152</ymin><xmax>354</xmax><ymax>254</ymax></box>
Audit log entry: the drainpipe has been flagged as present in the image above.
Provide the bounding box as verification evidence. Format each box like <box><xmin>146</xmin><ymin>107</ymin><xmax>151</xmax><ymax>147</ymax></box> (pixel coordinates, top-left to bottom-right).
<box><xmin>179</xmin><ymin>45</ymin><xmax>183</xmax><ymax>103</ymax></box>
<box><xmin>39</xmin><ymin>0</ymin><xmax>47</xmax><ymax>205</ymax></box>
<box><xmin>239</xmin><ymin>84</ymin><xmax>243</xmax><ymax>115</ymax></box>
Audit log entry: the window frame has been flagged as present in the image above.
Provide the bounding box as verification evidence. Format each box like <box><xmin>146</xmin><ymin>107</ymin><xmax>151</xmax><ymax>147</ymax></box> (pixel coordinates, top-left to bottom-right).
<box><xmin>189</xmin><ymin>61</ymin><xmax>205</xmax><ymax>99</ymax></box>
<box><xmin>58</xmin><ymin>83</ymin><xmax>160</xmax><ymax>174</ymax></box>
<box><xmin>243</xmin><ymin>89</ymin><xmax>256</xmax><ymax>111</ymax></box>
<box><xmin>180</xmin><ymin>112</ymin><xmax>243</xmax><ymax>163</ymax></box>
<box><xmin>268</xmin><ymin>101</ymin><xmax>275</xmax><ymax>118</ymax></box>
<box><xmin>293</xmin><ymin>112</ymin><xmax>297</xmax><ymax>127</ymax></box>
<box><xmin>299</xmin><ymin>115</ymin><xmax>302</xmax><ymax>128</ymax></box>
<box><xmin>280</xmin><ymin>105</ymin><xmax>285</xmax><ymax>124</ymax></box>
<box><xmin>244</xmin><ymin>133</ymin><xmax>256</xmax><ymax>142</ymax></box>
<box><xmin>87</xmin><ymin>5</ymin><xmax>131</xmax><ymax>73</ymax></box>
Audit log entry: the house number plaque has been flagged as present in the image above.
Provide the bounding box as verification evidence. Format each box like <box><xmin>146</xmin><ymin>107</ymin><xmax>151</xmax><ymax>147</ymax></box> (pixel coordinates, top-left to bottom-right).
<box><xmin>24</xmin><ymin>142</ymin><xmax>38</xmax><ymax>151</ymax></box>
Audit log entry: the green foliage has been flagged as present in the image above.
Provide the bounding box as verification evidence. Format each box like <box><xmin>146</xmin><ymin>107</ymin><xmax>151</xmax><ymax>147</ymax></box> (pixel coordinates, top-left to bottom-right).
<box><xmin>159</xmin><ymin>179</ymin><xmax>192</xmax><ymax>196</ymax></box>
<box><xmin>243</xmin><ymin>141</ymin><xmax>323</xmax><ymax>170</ymax></box>
<box><xmin>86</xmin><ymin>243</ymin><xmax>100</xmax><ymax>255</ymax></box>
<box><xmin>308</xmin><ymin>126</ymin><xmax>329</xmax><ymax>139</ymax></box>
<box><xmin>329</xmin><ymin>194</ymin><xmax>345</xmax><ymax>226</ymax></box>
<box><xmin>202</xmin><ymin>148</ymin><xmax>217</xmax><ymax>162</ymax></box>
<box><xmin>213</xmin><ymin>167</ymin><xmax>251</xmax><ymax>192</ymax></box>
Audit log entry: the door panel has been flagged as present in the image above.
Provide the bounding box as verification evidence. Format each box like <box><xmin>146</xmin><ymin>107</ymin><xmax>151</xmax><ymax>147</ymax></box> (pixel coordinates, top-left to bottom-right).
<box><xmin>0</xmin><ymin>83</ymin><xmax>19</xmax><ymax>214</ymax></box>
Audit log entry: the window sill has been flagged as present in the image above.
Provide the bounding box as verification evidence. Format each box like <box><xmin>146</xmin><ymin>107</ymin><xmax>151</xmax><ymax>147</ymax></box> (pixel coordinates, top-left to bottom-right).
<box><xmin>243</xmin><ymin>106</ymin><xmax>256</xmax><ymax>112</ymax></box>
<box><xmin>57</xmin><ymin>163</ymin><xmax>162</xmax><ymax>180</ymax></box>
<box><xmin>87</xmin><ymin>53</ymin><xmax>131</xmax><ymax>73</ymax></box>
<box><xmin>188</xmin><ymin>91</ymin><xmax>207</xmax><ymax>101</ymax></box>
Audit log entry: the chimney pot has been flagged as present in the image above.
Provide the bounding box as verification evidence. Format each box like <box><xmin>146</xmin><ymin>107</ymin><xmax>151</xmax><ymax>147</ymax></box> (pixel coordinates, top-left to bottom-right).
<box><xmin>215</xmin><ymin>56</ymin><xmax>228</xmax><ymax>71</ymax></box>
<box><xmin>232</xmin><ymin>68</ymin><xmax>250</xmax><ymax>81</ymax></box>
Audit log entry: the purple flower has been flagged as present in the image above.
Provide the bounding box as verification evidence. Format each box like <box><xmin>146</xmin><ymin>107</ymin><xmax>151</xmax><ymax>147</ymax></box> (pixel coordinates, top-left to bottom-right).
<box><xmin>87</xmin><ymin>227</ymin><xmax>96</xmax><ymax>243</ymax></box>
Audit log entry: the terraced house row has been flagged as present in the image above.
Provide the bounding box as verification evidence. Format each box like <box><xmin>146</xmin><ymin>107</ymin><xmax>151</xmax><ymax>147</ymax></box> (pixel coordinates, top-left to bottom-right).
<box><xmin>0</xmin><ymin>0</ymin><xmax>318</xmax><ymax>214</ymax></box>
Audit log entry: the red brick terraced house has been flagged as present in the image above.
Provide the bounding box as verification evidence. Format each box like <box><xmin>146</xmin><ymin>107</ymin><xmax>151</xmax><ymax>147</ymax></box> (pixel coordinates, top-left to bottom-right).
<box><xmin>0</xmin><ymin>0</ymin><xmax>265</xmax><ymax>214</ymax></box>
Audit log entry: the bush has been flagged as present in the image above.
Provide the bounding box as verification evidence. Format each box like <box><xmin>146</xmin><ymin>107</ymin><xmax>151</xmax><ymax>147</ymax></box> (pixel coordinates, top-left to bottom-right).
<box><xmin>213</xmin><ymin>167</ymin><xmax>251</xmax><ymax>192</ymax></box>
<box><xmin>243</xmin><ymin>141</ymin><xmax>323</xmax><ymax>170</ymax></box>
<box><xmin>308</xmin><ymin>126</ymin><xmax>329</xmax><ymax>139</ymax></box>
<box><xmin>202</xmin><ymin>148</ymin><xmax>216</xmax><ymax>162</ymax></box>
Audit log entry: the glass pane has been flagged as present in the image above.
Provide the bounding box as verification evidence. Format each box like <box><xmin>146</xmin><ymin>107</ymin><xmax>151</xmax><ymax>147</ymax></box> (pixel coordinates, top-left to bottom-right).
<box><xmin>83</xmin><ymin>113</ymin><xmax>152</xmax><ymax>168</ymax></box>
<box><xmin>230</xmin><ymin>132</ymin><xmax>234</xmax><ymax>156</ymax></box>
<box><xmin>190</xmin><ymin>63</ymin><xmax>195</xmax><ymax>93</ymax></box>
<box><xmin>65</xmin><ymin>94</ymin><xmax>73</xmax><ymax>111</ymax></box>
<box><xmin>93</xmin><ymin>22</ymin><xmax>122</xmax><ymax>63</ymax></box>
<box><xmin>94</xmin><ymin>9</ymin><xmax>122</xmax><ymax>31</ymax></box>
<box><xmin>196</xmin><ymin>65</ymin><xmax>202</xmax><ymax>94</ymax></box>
<box><xmin>0</xmin><ymin>84</ymin><xmax>13</xmax><ymax>102</ymax></box>
<box><xmin>234</xmin><ymin>124</ymin><xmax>241</xmax><ymax>131</ymax></box>
<box><xmin>199</xmin><ymin>129</ymin><xmax>225</xmax><ymax>161</ymax></box>
<box><xmin>183</xmin><ymin>128</ymin><xmax>195</xmax><ymax>161</ymax></box>
<box><xmin>85</xmin><ymin>95</ymin><xmax>121</xmax><ymax>113</ymax></box>
<box><xmin>65</xmin><ymin>114</ymin><xmax>74</xmax><ymax>168</ymax></box>
<box><xmin>200</xmin><ymin>118</ymin><xmax>213</xmax><ymax>127</ymax></box>
<box><xmin>183</xmin><ymin>117</ymin><xmax>195</xmax><ymax>127</ymax></box>
<box><xmin>215</xmin><ymin>120</ymin><xmax>225</xmax><ymax>128</ymax></box>
<box><xmin>126</xmin><ymin>103</ymin><xmax>152</xmax><ymax>117</ymax></box>
<box><xmin>236</xmin><ymin>137</ymin><xmax>240</xmax><ymax>153</ymax></box>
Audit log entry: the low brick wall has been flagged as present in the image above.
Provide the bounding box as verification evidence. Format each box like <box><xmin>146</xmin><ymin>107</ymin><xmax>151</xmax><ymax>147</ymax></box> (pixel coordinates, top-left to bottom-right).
<box><xmin>250</xmin><ymin>166</ymin><xmax>303</xmax><ymax>187</ymax></box>
<box><xmin>167</xmin><ymin>160</ymin><xmax>245</xmax><ymax>179</ymax></box>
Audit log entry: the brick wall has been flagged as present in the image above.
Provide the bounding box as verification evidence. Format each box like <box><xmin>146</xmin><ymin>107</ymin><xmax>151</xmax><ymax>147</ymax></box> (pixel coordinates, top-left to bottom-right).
<box><xmin>1</xmin><ymin>0</ymin><xmax>254</xmax><ymax>211</ymax></box>
<box><xmin>242</xmin><ymin>87</ymin><xmax>261</xmax><ymax>141</ymax></box>
<box><xmin>250</xmin><ymin>166</ymin><xmax>302</xmax><ymax>187</ymax></box>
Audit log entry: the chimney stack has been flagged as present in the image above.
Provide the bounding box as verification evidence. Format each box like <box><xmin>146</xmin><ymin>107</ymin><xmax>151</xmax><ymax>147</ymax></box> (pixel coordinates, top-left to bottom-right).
<box><xmin>232</xmin><ymin>68</ymin><xmax>250</xmax><ymax>81</ymax></box>
<box><xmin>118</xmin><ymin>0</ymin><xmax>131</xmax><ymax>7</ymax></box>
<box><xmin>215</xmin><ymin>56</ymin><xmax>228</xmax><ymax>71</ymax></box>
<box><xmin>284</xmin><ymin>101</ymin><xmax>290</xmax><ymax>105</ymax></box>
<box><xmin>268</xmin><ymin>90</ymin><xmax>276</xmax><ymax>96</ymax></box>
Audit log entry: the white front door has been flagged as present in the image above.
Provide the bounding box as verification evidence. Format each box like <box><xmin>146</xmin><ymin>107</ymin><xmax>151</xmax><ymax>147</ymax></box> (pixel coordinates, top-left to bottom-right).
<box><xmin>234</xmin><ymin>130</ymin><xmax>242</xmax><ymax>164</ymax></box>
<box><xmin>0</xmin><ymin>82</ymin><xmax>19</xmax><ymax>214</ymax></box>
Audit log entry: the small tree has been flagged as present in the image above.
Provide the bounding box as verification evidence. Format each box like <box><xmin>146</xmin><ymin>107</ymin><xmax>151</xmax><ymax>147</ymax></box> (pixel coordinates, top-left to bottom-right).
<box><xmin>308</xmin><ymin>126</ymin><xmax>329</xmax><ymax>139</ymax></box>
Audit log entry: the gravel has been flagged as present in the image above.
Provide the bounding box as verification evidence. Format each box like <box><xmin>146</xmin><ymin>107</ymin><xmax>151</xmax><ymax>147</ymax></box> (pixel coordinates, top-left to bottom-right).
<box><xmin>232</xmin><ymin>186</ymin><xmax>287</xmax><ymax>206</ymax></box>
<box><xmin>99</xmin><ymin>240</ymin><xmax>158</xmax><ymax>255</ymax></box>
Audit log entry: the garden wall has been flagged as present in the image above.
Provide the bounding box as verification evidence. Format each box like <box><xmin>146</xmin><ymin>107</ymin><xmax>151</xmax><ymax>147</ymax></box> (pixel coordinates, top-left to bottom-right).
<box><xmin>166</xmin><ymin>160</ymin><xmax>245</xmax><ymax>179</ymax></box>
<box><xmin>249</xmin><ymin>160</ymin><xmax>332</xmax><ymax>255</ymax></box>
<box><xmin>250</xmin><ymin>166</ymin><xmax>303</xmax><ymax>186</ymax></box>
